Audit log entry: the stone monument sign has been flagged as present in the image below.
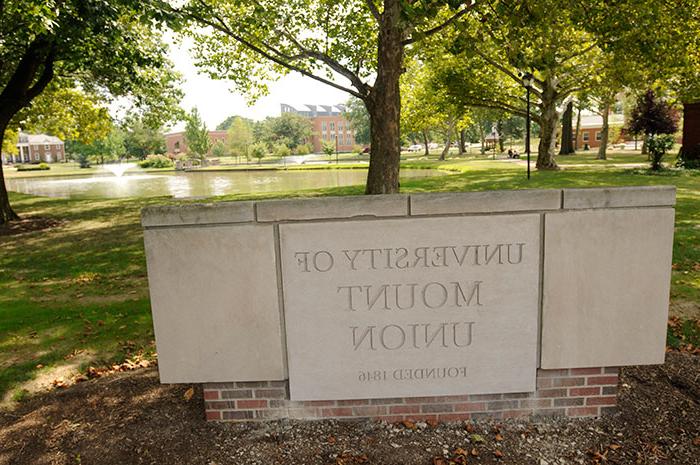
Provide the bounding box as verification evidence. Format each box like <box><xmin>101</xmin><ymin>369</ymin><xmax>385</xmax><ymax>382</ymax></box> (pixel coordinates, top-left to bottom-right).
<box><xmin>280</xmin><ymin>215</ymin><xmax>540</xmax><ymax>400</ymax></box>
<box><xmin>141</xmin><ymin>186</ymin><xmax>676</xmax><ymax>422</ymax></box>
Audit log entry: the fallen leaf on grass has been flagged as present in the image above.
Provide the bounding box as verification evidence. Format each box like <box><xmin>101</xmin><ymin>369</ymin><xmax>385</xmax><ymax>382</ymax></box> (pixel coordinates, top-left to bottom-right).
<box><xmin>692</xmin><ymin>437</ymin><xmax>700</xmax><ymax>446</ymax></box>
<box><xmin>494</xmin><ymin>449</ymin><xmax>503</xmax><ymax>458</ymax></box>
<box><xmin>470</xmin><ymin>448</ymin><xmax>479</xmax><ymax>457</ymax></box>
<box><xmin>495</xmin><ymin>433</ymin><xmax>504</xmax><ymax>441</ymax></box>
<box><xmin>183</xmin><ymin>387</ymin><xmax>194</xmax><ymax>401</ymax></box>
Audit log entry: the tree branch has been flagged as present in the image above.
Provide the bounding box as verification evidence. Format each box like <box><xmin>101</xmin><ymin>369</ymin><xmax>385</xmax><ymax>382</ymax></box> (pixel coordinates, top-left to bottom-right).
<box><xmin>402</xmin><ymin>1</ymin><xmax>479</xmax><ymax>45</ymax></box>
<box><xmin>277</xmin><ymin>28</ymin><xmax>370</xmax><ymax>96</ymax></box>
<box><xmin>365</xmin><ymin>0</ymin><xmax>380</xmax><ymax>21</ymax></box>
<box><xmin>185</xmin><ymin>3</ymin><xmax>364</xmax><ymax>99</ymax></box>
<box><xmin>471</xmin><ymin>48</ymin><xmax>544</xmax><ymax>99</ymax></box>
<box><xmin>25</xmin><ymin>46</ymin><xmax>56</xmax><ymax>103</ymax></box>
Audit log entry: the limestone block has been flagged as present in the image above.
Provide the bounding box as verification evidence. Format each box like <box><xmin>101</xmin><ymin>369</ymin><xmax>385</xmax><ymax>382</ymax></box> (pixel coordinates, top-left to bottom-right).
<box><xmin>280</xmin><ymin>214</ymin><xmax>541</xmax><ymax>400</ymax></box>
<box><xmin>256</xmin><ymin>194</ymin><xmax>408</xmax><ymax>222</ymax></box>
<box><xmin>410</xmin><ymin>190</ymin><xmax>561</xmax><ymax>216</ymax></box>
<box><xmin>144</xmin><ymin>224</ymin><xmax>285</xmax><ymax>382</ymax></box>
<box><xmin>562</xmin><ymin>186</ymin><xmax>675</xmax><ymax>210</ymax></box>
<box><xmin>141</xmin><ymin>201</ymin><xmax>254</xmax><ymax>228</ymax></box>
<box><xmin>541</xmin><ymin>208</ymin><xmax>675</xmax><ymax>369</ymax></box>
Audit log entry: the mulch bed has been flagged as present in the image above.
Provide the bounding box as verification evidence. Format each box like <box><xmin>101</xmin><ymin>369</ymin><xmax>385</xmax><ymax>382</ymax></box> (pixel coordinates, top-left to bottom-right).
<box><xmin>0</xmin><ymin>217</ymin><xmax>65</xmax><ymax>237</ymax></box>
<box><xmin>0</xmin><ymin>352</ymin><xmax>698</xmax><ymax>465</ymax></box>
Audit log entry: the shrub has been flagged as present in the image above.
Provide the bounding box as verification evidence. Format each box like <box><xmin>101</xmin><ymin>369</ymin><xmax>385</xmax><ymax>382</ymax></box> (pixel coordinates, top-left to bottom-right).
<box><xmin>322</xmin><ymin>141</ymin><xmax>335</xmax><ymax>158</ymax></box>
<box><xmin>250</xmin><ymin>142</ymin><xmax>268</xmax><ymax>163</ymax></box>
<box><xmin>648</xmin><ymin>134</ymin><xmax>675</xmax><ymax>171</ymax></box>
<box><xmin>274</xmin><ymin>144</ymin><xmax>291</xmax><ymax>158</ymax></box>
<box><xmin>294</xmin><ymin>143</ymin><xmax>312</xmax><ymax>155</ymax></box>
<box><xmin>138</xmin><ymin>154</ymin><xmax>174</xmax><ymax>169</ymax></box>
<box><xmin>677</xmin><ymin>144</ymin><xmax>700</xmax><ymax>169</ymax></box>
<box><xmin>16</xmin><ymin>163</ymin><xmax>50</xmax><ymax>171</ymax></box>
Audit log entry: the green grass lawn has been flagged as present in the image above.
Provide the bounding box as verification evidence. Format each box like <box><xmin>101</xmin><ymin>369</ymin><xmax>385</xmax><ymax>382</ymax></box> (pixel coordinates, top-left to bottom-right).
<box><xmin>1</xmin><ymin>160</ymin><xmax>698</xmax><ymax>403</ymax></box>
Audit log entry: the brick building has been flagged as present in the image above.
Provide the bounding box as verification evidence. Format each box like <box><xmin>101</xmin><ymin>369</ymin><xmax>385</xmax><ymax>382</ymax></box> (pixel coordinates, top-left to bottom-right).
<box><xmin>164</xmin><ymin>130</ymin><xmax>228</xmax><ymax>156</ymax></box>
<box><xmin>2</xmin><ymin>133</ymin><xmax>65</xmax><ymax>164</ymax></box>
<box><xmin>573</xmin><ymin>113</ymin><xmax>627</xmax><ymax>149</ymax></box>
<box><xmin>281</xmin><ymin>104</ymin><xmax>357</xmax><ymax>153</ymax></box>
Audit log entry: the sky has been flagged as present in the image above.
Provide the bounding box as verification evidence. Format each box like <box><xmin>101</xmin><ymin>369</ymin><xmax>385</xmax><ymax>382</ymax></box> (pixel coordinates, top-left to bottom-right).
<box><xmin>167</xmin><ymin>37</ymin><xmax>349</xmax><ymax>131</ymax></box>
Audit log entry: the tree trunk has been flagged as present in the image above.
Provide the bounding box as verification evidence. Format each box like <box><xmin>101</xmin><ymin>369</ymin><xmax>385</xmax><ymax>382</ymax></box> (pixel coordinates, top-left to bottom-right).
<box><xmin>364</xmin><ymin>0</ymin><xmax>403</xmax><ymax>194</ymax></box>
<box><xmin>597</xmin><ymin>103</ymin><xmax>610</xmax><ymax>160</ymax></box>
<box><xmin>440</xmin><ymin>124</ymin><xmax>453</xmax><ymax>161</ymax></box>
<box><xmin>536</xmin><ymin>78</ymin><xmax>560</xmax><ymax>170</ymax></box>
<box><xmin>642</xmin><ymin>135</ymin><xmax>649</xmax><ymax>156</ymax></box>
<box><xmin>496</xmin><ymin>119</ymin><xmax>505</xmax><ymax>153</ymax></box>
<box><xmin>459</xmin><ymin>128</ymin><xmax>466</xmax><ymax>155</ymax></box>
<box><xmin>574</xmin><ymin>105</ymin><xmax>581</xmax><ymax>151</ymax></box>
<box><xmin>0</xmin><ymin>121</ymin><xmax>20</xmax><ymax>224</ymax></box>
<box><xmin>559</xmin><ymin>101</ymin><xmax>574</xmax><ymax>155</ymax></box>
<box><xmin>422</xmin><ymin>130</ymin><xmax>429</xmax><ymax>156</ymax></box>
<box><xmin>0</xmin><ymin>38</ymin><xmax>56</xmax><ymax>225</ymax></box>
<box><xmin>478</xmin><ymin>123</ymin><xmax>485</xmax><ymax>154</ymax></box>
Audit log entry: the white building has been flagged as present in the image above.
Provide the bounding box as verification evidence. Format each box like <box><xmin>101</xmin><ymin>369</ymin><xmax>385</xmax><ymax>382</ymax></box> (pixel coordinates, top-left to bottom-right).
<box><xmin>2</xmin><ymin>132</ymin><xmax>65</xmax><ymax>164</ymax></box>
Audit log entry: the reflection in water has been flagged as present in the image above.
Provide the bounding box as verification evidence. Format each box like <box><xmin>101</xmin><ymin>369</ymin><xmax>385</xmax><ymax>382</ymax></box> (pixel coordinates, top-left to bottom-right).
<box><xmin>6</xmin><ymin>169</ymin><xmax>443</xmax><ymax>200</ymax></box>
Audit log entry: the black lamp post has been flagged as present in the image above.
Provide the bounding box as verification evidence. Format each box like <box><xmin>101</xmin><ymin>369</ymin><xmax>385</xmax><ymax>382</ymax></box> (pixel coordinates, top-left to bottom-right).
<box><xmin>522</xmin><ymin>72</ymin><xmax>534</xmax><ymax>180</ymax></box>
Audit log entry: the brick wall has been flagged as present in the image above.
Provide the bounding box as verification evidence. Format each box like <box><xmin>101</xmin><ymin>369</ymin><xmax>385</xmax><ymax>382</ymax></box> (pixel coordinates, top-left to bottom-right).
<box><xmin>203</xmin><ymin>367</ymin><xmax>619</xmax><ymax>422</ymax></box>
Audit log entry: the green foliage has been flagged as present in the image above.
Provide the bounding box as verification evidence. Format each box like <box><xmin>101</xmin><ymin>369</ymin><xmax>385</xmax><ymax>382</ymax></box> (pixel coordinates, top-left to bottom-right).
<box><xmin>217</xmin><ymin>115</ymin><xmax>255</xmax><ymax>131</ymax></box>
<box><xmin>184</xmin><ymin>107</ymin><xmax>211</xmax><ymax>159</ymax></box>
<box><xmin>256</xmin><ymin>114</ymin><xmax>312</xmax><ymax>150</ymax></box>
<box><xmin>250</xmin><ymin>142</ymin><xmax>268</xmax><ymax>163</ymax></box>
<box><xmin>66</xmin><ymin>126</ymin><xmax>126</xmax><ymax>165</ymax></box>
<box><xmin>16</xmin><ymin>164</ymin><xmax>50</xmax><ymax>172</ymax></box>
<box><xmin>647</xmin><ymin>134</ymin><xmax>676</xmax><ymax>171</ymax></box>
<box><xmin>138</xmin><ymin>154</ymin><xmax>173</xmax><ymax>169</ymax></box>
<box><xmin>17</xmin><ymin>83</ymin><xmax>112</xmax><ymax>144</ymax></box>
<box><xmin>226</xmin><ymin>116</ymin><xmax>254</xmax><ymax>161</ymax></box>
<box><xmin>274</xmin><ymin>144</ymin><xmax>291</xmax><ymax>158</ymax></box>
<box><xmin>211</xmin><ymin>140</ymin><xmax>227</xmax><ymax>158</ymax></box>
<box><xmin>2</xmin><ymin>128</ymin><xmax>18</xmax><ymax>155</ymax></box>
<box><xmin>294</xmin><ymin>143</ymin><xmax>312</xmax><ymax>155</ymax></box>
<box><xmin>344</xmin><ymin>98</ymin><xmax>370</xmax><ymax>145</ymax></box>
<box><xmin>322</xmin><ymin>141</ymin><xmax>336</xmax><ymax>158</ymax></box>
<box><xmin>122</xmin><ymin>116</ymin><xmax>166</xmax><ymax>160</ymax></box>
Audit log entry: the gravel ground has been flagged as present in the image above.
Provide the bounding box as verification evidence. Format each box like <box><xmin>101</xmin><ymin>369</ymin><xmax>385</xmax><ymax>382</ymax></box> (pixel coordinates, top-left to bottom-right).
<box><xmin>0</xmin><ymin>352</ymin><xmax>698</xmax><ymax>465</ymax></box>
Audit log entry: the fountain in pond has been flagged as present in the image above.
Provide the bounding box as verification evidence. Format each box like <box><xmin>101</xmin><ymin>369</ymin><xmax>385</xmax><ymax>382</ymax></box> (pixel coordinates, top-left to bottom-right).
<box><xmin>103</xmin><ymin>162</ymin><xmax>137</xmax><ymax>177</ymax></box>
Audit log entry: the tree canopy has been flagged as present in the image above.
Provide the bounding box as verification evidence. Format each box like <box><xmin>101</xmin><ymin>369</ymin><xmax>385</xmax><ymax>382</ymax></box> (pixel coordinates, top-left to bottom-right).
<box><xmin>0</xmin><ymin>0</ymin><xmax>182</xmax><ymax>224</ymax></box>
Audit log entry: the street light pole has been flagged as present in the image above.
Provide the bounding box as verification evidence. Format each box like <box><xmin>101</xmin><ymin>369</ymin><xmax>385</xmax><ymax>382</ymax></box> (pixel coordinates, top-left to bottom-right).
<box><xmin>526</xmin><ymin>85</ymin><xmax>531</xmax><ymax>180</ymax></box>
<box><xmin>522</xmin><ymin>72</ymin><xmax>534</xmax><ymax>180</ymax></box>
<box><xmin>335</xmin><ymin>135</ymin><xmax>339</xmax><ymax>164</ymax></box>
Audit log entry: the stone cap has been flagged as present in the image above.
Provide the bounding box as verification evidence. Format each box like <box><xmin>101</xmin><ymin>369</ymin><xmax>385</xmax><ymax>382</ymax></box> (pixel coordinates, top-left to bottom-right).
<box><xmin>141</xmin><ymin>201</ymin><xmax>255</xmax><ymax>227</ymax></box>
<box><xmin>141</xmin><ymin>186</ymin><xmax>676</xmax><ymax>227</ymax></box>
<box><xmin>256</xmin><ymin>194</ymin><xmax>408</xmax><ymax>222</ymax></box>
<box><xmin>562</xmin><ymin>186</ymin><xmax>676</xmax><ymax>209</ymax></box>
<box><xmin>410</xmin><ymin>189</ymin><xmax>561</xmax><ymax>216</ymax></box>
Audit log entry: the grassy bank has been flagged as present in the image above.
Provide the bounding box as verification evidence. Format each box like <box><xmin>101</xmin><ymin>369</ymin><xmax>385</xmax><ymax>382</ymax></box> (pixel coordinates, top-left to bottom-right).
<box><xmin>1</xmin><ymin>162</ymin><xmax>698</xmax><ymax>403</ymax></box>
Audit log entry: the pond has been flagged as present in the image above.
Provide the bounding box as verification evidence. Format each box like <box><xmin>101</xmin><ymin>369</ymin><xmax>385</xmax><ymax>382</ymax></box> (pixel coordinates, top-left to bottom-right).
<box><xmin>6</xmin><ymin>168</ymin><xmax>444</xmax><ymax>199</ymax></box>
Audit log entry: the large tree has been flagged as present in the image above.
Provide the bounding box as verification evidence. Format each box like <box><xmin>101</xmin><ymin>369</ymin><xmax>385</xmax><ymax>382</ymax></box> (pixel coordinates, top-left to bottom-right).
<box><xmin>0</xmin><ymin>0</ymin><xmax>181</xmax><ymax>224</ymax></box>
<box><xmin>181</xmin><ymin>0</ymin><xmax>480</xmax><ymax>194</ymax></box>
<box><xmin>184</xmin><ymin>107</ymin><xmax>212</xmax><ymax>159</ymax></box>
<box><xmin>440</xmin><ymin>0</ymin><xmax>605</xmax><ymax>169</ymax></box>
<box><xmin>257</xmin><ymin>113</ymin><xmax>313</xmax><ymax>150</ymax></box>
<box><xmin>343</xmin><ymin>98</ymin><xmax>371</xmax><ymax>146</ymax></box>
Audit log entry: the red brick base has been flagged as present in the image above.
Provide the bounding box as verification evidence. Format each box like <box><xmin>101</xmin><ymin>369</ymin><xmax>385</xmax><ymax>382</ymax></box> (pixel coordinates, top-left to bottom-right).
<box><xmin>203</xmin><ymin>367</ymin><xmax>619</xmax><ymax>422</ymax></box>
